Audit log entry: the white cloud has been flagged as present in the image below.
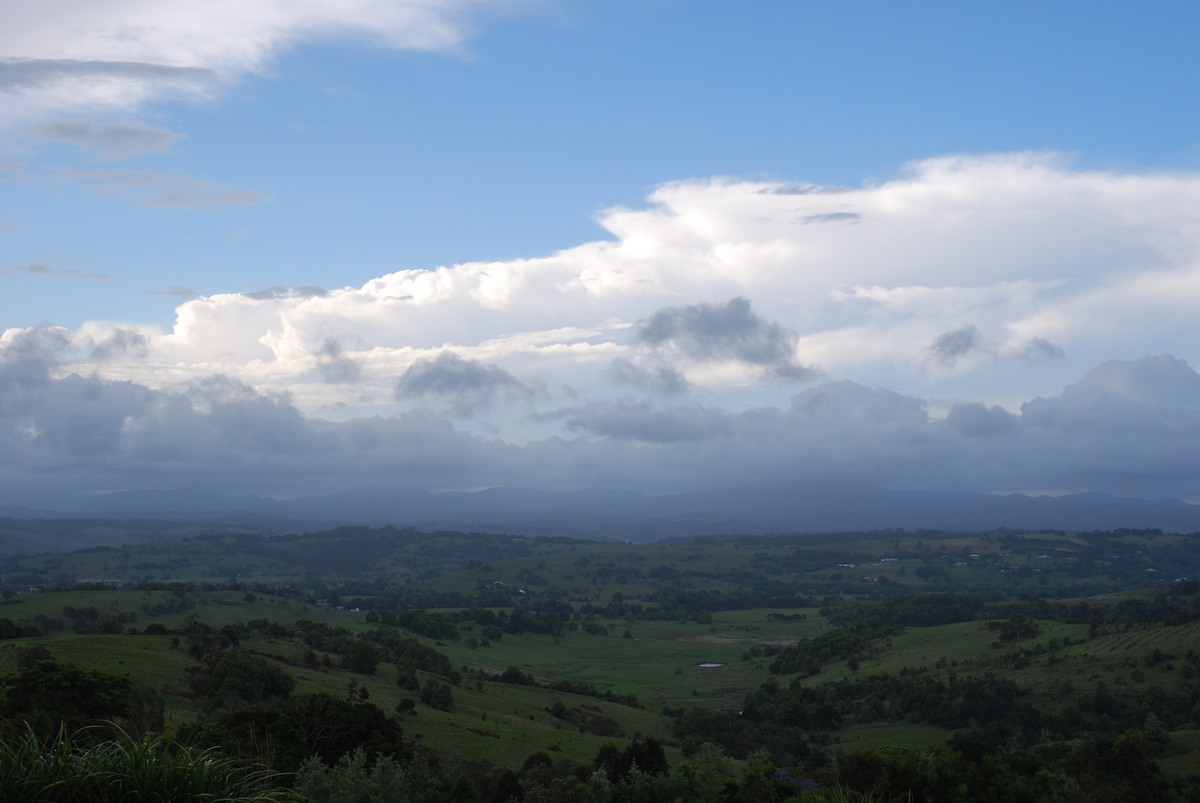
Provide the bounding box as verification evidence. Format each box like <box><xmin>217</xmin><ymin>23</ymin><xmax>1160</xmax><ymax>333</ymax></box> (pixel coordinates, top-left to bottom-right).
<box><xmin>6</xmin><ymin>155</ymin><xmax>1195</xmax><ymax>412</ymax></box>
<box><xmin>0</xmin><ymin>0</ymin><xmax>520</xmax><ymax>122</ymax></box>
<box><xmin>3</xmin><ymin>154</ymin><xmax>1200</xmax><ymax>499</ymax></box>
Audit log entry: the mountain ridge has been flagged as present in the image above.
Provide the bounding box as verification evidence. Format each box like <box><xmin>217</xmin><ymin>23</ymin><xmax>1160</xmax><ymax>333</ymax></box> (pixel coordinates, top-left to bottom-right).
<box><xmin>25</xmin><ymin>482</ymin><xmax>1200</xmax><ymax>541</ymax></box>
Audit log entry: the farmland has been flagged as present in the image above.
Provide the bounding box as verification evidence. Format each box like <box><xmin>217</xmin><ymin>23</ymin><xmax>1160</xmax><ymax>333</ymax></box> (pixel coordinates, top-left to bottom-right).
<box><xmin>2</xmin><ymin>524</ymin><xmax>1200</xmax><ymax>799</ymax></box>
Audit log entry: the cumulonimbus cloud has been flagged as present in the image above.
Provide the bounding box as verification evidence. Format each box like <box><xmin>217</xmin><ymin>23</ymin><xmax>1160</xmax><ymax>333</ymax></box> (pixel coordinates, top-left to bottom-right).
<box><xmin>2</xmin><ymin>154</ymin><xmax>1200</xmax><ymax>500</ymax></box>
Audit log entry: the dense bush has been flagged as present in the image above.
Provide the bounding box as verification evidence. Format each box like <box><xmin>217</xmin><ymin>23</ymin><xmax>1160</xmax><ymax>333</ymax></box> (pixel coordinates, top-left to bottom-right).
<box><xmin>0</xmin><ymin>726</ymin><xmax>280</xmax><ymax>802</ymax></box>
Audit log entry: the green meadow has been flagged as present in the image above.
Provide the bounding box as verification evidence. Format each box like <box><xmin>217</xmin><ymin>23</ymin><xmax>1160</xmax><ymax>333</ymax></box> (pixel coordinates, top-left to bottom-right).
<box><xmin>4</xmin><ymin>524</ymin><xmax>1200</xmax><ymax>794</ymax></box>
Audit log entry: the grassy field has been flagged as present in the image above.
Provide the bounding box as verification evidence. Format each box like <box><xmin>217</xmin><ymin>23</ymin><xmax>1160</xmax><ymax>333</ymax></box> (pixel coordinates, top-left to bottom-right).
<box><xmin>5</xmin><ymin>526</ymin><xmax>1200</xmax><ymax>778</ymax></box>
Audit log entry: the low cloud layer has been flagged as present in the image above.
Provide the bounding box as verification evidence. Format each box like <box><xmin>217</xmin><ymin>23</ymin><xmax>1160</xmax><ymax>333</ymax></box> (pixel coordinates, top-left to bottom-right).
<box><xmin>2</xmin><ymin>154</ymin><xmax>1200</xmax><ymax>502</ymax></box>
<box><xmin>3</xmin><ymin>344</ymin><xmax>1199</xmax><ymax>506</ymax></box>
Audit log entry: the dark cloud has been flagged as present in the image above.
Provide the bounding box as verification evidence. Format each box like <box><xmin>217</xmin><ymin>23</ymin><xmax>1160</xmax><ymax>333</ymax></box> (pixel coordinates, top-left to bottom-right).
<box><xmin>89</xmin><ymin>328</ymin><xmax>149</xmax><ymax>362</ymax></box>
<box><xmin>314</xmin><ymin>338</ymin><xmax>361</xmax><ymax>384</ymax></box>
<box><xmin>1025</xmin><ymin>354</ymin><xmax>1200</xmax><ymax>416</ymax></box>
<box><xmin>796</xmin><ymin>212</ymin><xmax>861</xmax><ymax>224</ymax></box>
<box><xmin>607</xmin><ymin>358</ymin><xmax>689</xmax><ymax>395</ymax></box>
<box><xmin>564</xmin><ymin>401</ymin><xmax>733</xmax><ymax>443</ymax></box>
<box><xmin>63</xmin><ymin>168</ymin><xmax>267</xmax><ymax>209</ymax></box>
<box><xmin>0</xmin><ymin>345</ymin><xmax>1199</xmax><ymax>504</ymax></box>
<box><xmin>788</xmin><ymin>381</ymin><xmax>929</xmax><ymax>427</ymax></box>
<box><xmin>1012</xmin><ymin>355</ymin><xmax>1200</xmax><ymax>491</ymax></box>
<box><xmin>927</xmin><ymin>325</ymin><xmax>983</xmax><ymax>366</ymax></box>
<box><xmin>0</xmin><ymin>368</ymin><xmax>515</xmax><ymax>504</ymax></box>
<box><xmin>0</xmin><ymin>326</ymin><xmax>72</xmax><ymax>384</ymax></box>
<box><xmin>1021</xmin><ymin>337</ymin><xmax>1065</xmax><ymax>361</ymax></box>
<box><xmin>758</xmin><ymin>184</ymin><xmax>845</xmax><ymax>195</ymax></box>
<box><xmin>244</xmin><ymin>285</ymin><xmax>329</xmax><ymax>301</ymax></box>
<box><xmin>946</xmin><ymin>402</ymin><xmax>1018</xmax><ymax>437</ymax></box>
<box><xmin>20</xmin><ymin>119</ymin><xmax>182</xmax><ymax>160</ymax></box>
<box><xmin>15</xmin><ymin>263</ymin><xmax>108</xmax><ymax>281</ymax></box>
<box><xmin>0</xmin><ymin>59</ymin><xmax>214</xmax><ymax>91</ymax></box>
<box><xmin>144</xmin><ymin>286</ymin><xmax>201</xmax><ymax>299</ymax></box>
<box><xmin>636</xmin><ymin>297</ymin><xmax>819</xmax><ymax>382</ymax></box>
<box><xmin>396</xmin><ymin>351</ymin><xmax>531</xmax><ymax>415</ymax></box>
<box><xmin>182</xmin><ymin>375</ymin><xmax>270</xmax><ymax>409</ymax></box>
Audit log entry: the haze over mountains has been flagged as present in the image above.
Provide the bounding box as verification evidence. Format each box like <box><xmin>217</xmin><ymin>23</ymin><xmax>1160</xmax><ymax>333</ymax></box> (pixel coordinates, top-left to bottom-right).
<box><xmin>6</xmin><ymin>483</ymin><xmax>1200</xmax><ymax>543</ymax></box>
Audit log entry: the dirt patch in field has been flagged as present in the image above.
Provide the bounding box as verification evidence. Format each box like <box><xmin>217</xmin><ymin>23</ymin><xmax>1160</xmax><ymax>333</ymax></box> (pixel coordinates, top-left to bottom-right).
<box><xmin>688</xmin><ymin>634</ymin><xmax>744</xmax><ymax>644</ymax></box>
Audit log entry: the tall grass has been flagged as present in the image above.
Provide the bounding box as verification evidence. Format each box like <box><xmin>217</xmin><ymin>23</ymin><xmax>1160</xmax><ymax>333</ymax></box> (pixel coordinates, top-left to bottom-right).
<box><xmin>0</xmin><ymin>725</ymin><xmax>283</xmax><ymax>802</ymax></box>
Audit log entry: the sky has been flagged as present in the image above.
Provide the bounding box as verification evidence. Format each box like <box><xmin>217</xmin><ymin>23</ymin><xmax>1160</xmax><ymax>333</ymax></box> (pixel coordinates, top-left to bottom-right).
<box><xmin>3</xmin><ymin>1</ymin><xmax>1200</xmax><ymax>507</ymax></box>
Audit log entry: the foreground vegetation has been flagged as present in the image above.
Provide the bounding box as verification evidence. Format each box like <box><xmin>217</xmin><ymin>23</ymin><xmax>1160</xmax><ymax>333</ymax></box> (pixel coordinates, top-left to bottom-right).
<box><xmin>2</xmin><ymin>524</ymin><xmax>1200</xmax><ymax>799</ymax></box>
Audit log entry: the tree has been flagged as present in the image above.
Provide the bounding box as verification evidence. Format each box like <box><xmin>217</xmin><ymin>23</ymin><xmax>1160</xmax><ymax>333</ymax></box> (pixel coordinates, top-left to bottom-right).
<box><xmin>419</xmin><ymin>681</ymin><xmax>454</xmax><ymax>711</ymax></box>
<box><xmin>189</xmin><ymin>652</ymin><xmax>295</xmax><ymax>708</ymax></box>
<box><xmin>395</xmin><ymin>661</ymin><xmax>420</xmax><ymax>691</ymax></box>
<box><xmin>0</xmin><ymin>658</ymin><xmax>132</xmax><ymax>737</ymax></box>
<box><xmin>291</xmin><ymin>746</ymin><xmax>433</xmax><ymax>803</ymax></box>
<box><xmin>341</xmin><ymin>639</ymin><xmax>379</xmax><ymax>675</ymax></box>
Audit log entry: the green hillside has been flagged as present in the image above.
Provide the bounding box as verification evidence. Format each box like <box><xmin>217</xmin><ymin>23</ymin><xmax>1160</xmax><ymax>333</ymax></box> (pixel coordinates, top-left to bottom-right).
<box><xmin>3</xmin><ymin>525</ymin><xmax>1200</xmax><ymax>800</ymax></box>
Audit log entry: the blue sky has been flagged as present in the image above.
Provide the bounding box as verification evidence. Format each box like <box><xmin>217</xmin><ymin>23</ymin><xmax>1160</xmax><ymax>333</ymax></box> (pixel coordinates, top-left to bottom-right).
<box><xmin>3</xmin><ymin>1</ymin><xmax>1200</xmax><ymax>506</ymax></box>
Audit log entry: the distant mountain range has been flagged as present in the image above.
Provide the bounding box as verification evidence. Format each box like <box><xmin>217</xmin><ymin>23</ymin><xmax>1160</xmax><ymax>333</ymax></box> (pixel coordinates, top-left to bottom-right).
<box><xmin>5</xmin><ymin>482</ymin><xmax>1200</xmax><ymax>541</ymax></box>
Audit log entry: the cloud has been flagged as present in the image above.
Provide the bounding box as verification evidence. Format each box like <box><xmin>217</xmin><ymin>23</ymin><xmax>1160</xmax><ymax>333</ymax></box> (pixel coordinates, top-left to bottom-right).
<box><xmin>15</xmin><ymin>153</ymin><xmax>1198</xmax><ymax>425</ymax></box>
<box><xmin>1012</xmin><ymin>355</ymin><xmax>1200</xmax><ymax>491</ymax></box>
<box><xmin>0</xmin><ymin>160</ymin><xmax>29</xmax><ymax>181</ymax></box>
<box><xmin>314</xmin><ymin>338</ymin><xmax>361</xmax><ymax>384</ymax></box>
<box><xmin>562</xmin><ymin>400</ymin><xmax>733</xmax><ymax>443</ymax></box>
<box><xmin>607</xmin><ymin>358</ymin><xmax>690</xmax><ymax>395</ymax></box>
<box><xmin>20</xmin><ymin>118</ymin><xmax>182</xmax><ymax>160</ymax></box>
<box><xmin>0</xmin><ymin>326</ymin><xmax>72</xmax><ymax>384</ymax></box>
<box><xmin>13</xmin><ymin>263</ymin><xmax>108</xmax><ymax>281</ymax></box>
<box><xmin>1</xmin><ymin>339</ymin><xmax>1199</xmax><ymax>502</ymax></box>
<box><xmin>945</xmin><ymin>402</ymin><xmax>1018</xmax><ymax>437</ymax></box>
<box><xmin>244</xmin><ymin>285</ymin><xmax>329</xmax><ymax>301</ymax></box>
<box><xmin>395</xmin><ymin>351</ymin><xmax>532</xmax><ymax>415</ymax></box>
<box><xmin>926</xmin><ymin>325</ymin><xmax>984</xmax><ymax>366</ymax></box>
<box><xmin>62</xmin><ymin>168</ymin><xmax>266</xmax><ymax>208</ymax></box>
<box><xmin>797</xmin><ymin>212</ymin><xmax>861</xmax><ymax>224</ymax></box>
<box><xmin>636</xmin><ymin>297</ymin><xmax>819</xmax><ymax>382</ymax></box>
<box><xmin>1025</xmin><ymin>354</ymin><xmax>1200</xmax><ymax>417</ymax></box>
<box><xmin>0</xmin><ymin>59</ymin><xmax>215</xmax><ymax>119</ymax></box>
<box><xmin>144</xmin><ymin>286</ymin><xmax>202</xmax><ymax>299</ymax></box>
<box><xmin>89</xmin><ymin>328</ymin><xmax>150</xmax><ymax>362</ymax></box>
<box><xmin>5</xmin><ymin>155</ymin><xmax>1200</xmax><ymax>500</ymax></box>
<box><xmin>0</xmin><ymin>2</ymin><xmax>516</xmax><ymax>121</ymax></box>
<box><xmin>1019</xmin><ymin>337</ymin><xmax>1065</xmax><ymax>362</ymax></box>
<box><xmin>0</xmin><ymin>59</ymin><xmax>214</xmax><ymax>93</ymax></box>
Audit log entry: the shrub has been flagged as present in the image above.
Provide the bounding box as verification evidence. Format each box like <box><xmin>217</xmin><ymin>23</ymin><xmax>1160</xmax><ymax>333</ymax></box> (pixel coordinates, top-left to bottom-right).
<box><xmin>0</xmin><ymin>725</ymin><xmax>281</xmax><ymax>802</ymax></box>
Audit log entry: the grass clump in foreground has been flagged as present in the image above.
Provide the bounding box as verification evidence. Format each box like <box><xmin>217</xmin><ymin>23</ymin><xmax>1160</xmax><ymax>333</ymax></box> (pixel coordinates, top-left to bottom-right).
<box><xmin>0</xmin><ymin>724</ymin><xmax>281</xmax><ymax>802</ymax></box>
